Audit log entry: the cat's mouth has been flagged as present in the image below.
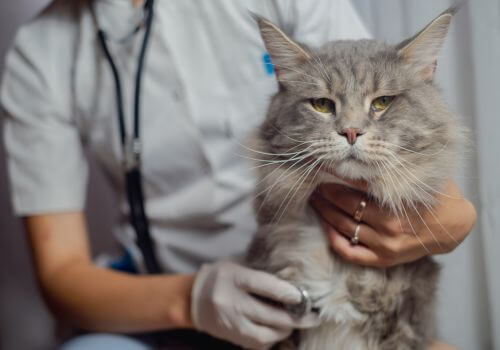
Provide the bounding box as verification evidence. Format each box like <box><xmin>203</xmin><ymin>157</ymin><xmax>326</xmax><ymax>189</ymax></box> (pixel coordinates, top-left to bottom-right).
<box><xmin>312</xmin><ymin>151</ymin><xmax>371</xmax><ymax>177</ymax></box>
<box><xmin>345</xmin><ymin>154</ymin><xmax>359</xmax><ymax>161</ymax></box>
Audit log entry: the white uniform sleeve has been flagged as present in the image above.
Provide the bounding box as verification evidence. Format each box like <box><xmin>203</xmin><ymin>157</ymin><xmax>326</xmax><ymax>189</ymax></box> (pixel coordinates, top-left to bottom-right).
<box><xmin>271</xmin><ymin>0</ymin><xmax>373</xmax><ymax>46</ymax></box>
<box><xmin>1</xmin><ymin>15</ymin><xmax>88</xmax><ymax>215</ymax></box>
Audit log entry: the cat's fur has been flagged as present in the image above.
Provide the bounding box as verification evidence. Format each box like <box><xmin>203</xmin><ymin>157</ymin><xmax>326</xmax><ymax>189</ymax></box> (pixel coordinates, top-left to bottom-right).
<box><xmin>246</xmin><ymin>7</ymin><xmax>466</xmax><ymax>350</ymax></box>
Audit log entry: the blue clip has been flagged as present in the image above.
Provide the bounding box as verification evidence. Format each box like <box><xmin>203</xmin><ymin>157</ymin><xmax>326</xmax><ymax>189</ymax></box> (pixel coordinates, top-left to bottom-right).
<box><xmin>262</xmin><ymin>52</ymin><xmax>275</xmax><ymax>75</ymax></box>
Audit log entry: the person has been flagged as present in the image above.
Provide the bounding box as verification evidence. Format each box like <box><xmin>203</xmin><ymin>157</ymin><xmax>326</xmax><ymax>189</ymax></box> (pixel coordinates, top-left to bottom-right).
<box><xmin>0</xmin><ymin>0</ymin><xmax>476</xmax><ymax>349</ymax></box>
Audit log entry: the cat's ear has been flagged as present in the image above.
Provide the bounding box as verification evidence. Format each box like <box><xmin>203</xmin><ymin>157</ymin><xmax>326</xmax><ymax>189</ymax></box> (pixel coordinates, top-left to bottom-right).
<box><xmin>251</xmin><ymin>12</ymin><xmax>310</xmax><ymax>79</ymax></box>
<box><xmin>397</xmin><ymin>6</ymin><xmax>458</xmax><ymax>81</ymax></box>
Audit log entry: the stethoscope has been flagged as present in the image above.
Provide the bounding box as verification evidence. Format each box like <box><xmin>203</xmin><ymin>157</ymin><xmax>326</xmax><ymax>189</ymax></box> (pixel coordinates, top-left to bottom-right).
<box><xmin>90</xmin><ymin>0</ymin><xmax>161</xmax><ymax>274</ymax></box>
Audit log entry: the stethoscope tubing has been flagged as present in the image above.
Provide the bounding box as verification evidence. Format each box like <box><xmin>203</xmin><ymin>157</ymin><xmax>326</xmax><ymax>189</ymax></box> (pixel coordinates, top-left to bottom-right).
<box><xmin>92</xmin><ymin>0</ymin><xmax>161</xmax><ymax>274</ymax></box>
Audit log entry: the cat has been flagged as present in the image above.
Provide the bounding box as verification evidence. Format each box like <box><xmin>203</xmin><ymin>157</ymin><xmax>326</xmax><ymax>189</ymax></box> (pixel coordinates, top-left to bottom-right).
<box><xmin>246</xmin><ymin>6</ymin><xmax>466</xmax><ymax>350</ymax></box>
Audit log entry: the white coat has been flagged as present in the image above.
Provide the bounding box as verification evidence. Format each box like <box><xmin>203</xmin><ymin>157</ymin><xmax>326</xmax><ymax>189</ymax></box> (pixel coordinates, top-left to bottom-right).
<box><xmin>1</xmin><ymin>0</ymin><xmax>370</xmax><ymax>273</ymax></box>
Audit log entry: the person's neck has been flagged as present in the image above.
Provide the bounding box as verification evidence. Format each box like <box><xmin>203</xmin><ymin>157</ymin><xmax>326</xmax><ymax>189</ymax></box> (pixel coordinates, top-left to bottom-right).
<box><xmin>132</xmin><ymin>0</ymin><xmax>145</xmax><ymax>8</ymax></box>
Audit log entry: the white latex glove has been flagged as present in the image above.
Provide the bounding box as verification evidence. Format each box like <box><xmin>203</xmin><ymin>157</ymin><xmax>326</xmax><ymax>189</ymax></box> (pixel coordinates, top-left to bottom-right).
<box><xmin>191</xmin><ymin>261</ymin><xmax>320</xmax><ymax>350</ymax></box>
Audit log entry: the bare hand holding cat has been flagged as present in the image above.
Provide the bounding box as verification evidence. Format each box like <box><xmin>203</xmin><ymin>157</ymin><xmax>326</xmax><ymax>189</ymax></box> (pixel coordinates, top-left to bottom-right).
<box><xmin>311</xmin><ymin>179</ymin><xmax>476</xmax><ymax>267</ymax></box>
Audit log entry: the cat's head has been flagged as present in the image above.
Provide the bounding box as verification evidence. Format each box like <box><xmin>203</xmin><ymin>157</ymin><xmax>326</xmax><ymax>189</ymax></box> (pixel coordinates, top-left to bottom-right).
<box><xmin>253</xmin><ymin>7</ymin><xmax>466</xmax><ymax>210</ymax></box>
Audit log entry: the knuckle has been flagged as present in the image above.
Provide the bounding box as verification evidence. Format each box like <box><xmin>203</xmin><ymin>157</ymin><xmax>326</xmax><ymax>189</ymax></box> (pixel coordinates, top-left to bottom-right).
<box><xmin>382</xmin><ymin>239</ymin><xmax>401</xmax><ymax>258</ymax></box>
<box><xmin>385</xmin><ymin>220</ymin><xmax>402</xmax><ymax>235</ymax></box>
<box><xmin>337</xmin><ymin>220</ymin><xmax>352</xmax><ymax>235</ymax></box>
<box><xmin>334</xmin><ymin>244</ymin><xmax>351</xmax><ymax>259</ymax></box>
<box><xmin>211</xmin><ymin>290</ymin><xmax>227</xmax><ymax>308</ymax></box>
<box><xmin>337</xmin><ymin>248</ymin><xmax>359</xmax><ymax>264</ymax></box>
<box><xmin>232</xmin><ymin>273</ymin><xmax>245</xmax><ymax>288</ymax></box>
<box><xmin>212</xmin><ymin>295</ymin><xmax>224</xmax><ymax>308</ymax></box>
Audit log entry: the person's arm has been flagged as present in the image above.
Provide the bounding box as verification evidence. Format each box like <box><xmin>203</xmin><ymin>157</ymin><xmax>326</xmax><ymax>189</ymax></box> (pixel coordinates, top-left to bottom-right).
<box><xmin>26</xmin><ymin>212</ymin><xmax>194</xmax><ymax>333</ymax></box>
<box><xmin>429</xmin><ymin>342</ymin><xmax>457</xmax><ymax>350</ymax></box>
<box><xmin>28</xmin><ymin>211</ymin><xmax>319</xmax><ymax>349</ymax></box>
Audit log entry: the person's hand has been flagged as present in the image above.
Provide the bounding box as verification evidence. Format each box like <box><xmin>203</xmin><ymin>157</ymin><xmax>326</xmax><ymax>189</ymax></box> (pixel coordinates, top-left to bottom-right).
<box><xmin>191</xmin><ymin>261</ymin><xmax>320</xmax><ymax>350</ymax></box>
<box><xmin>311</xmin><ymin>179</ymin><xmax>476</xmax><ymax>267</ymax></box>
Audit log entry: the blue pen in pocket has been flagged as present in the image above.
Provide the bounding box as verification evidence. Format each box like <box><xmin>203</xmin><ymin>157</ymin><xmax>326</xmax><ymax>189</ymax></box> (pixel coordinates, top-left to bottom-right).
<box><xmin>262</xmin><ymin>52</ymin><xmax>275</xmax><ymax>76</ymax></box>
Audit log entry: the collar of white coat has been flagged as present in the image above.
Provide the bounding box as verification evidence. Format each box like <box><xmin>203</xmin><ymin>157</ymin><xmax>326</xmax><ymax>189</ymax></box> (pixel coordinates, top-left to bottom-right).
<box><xmin>91</xmin><ymin>0</ymin><xmax>146</xmax><ymax>42</ymax></box>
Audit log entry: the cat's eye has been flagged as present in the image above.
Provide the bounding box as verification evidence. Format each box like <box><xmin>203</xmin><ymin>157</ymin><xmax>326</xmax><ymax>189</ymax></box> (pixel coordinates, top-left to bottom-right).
<box><xmin>310</xmin><ymin>98</ymin><xmax>336</xmax><ymax>114</ymax></box>
<box><xmin>371</xmin><ymin>96</ymin><xmax>395</xmax><ymax>112</ymax></box>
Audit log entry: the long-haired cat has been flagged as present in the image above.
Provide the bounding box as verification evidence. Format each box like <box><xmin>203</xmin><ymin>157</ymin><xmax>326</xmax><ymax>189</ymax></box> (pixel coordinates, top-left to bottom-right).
<box><xmin>246</xmin><ymin>7</ymin><xmax>466</xmax><ymax>350</ymax></box>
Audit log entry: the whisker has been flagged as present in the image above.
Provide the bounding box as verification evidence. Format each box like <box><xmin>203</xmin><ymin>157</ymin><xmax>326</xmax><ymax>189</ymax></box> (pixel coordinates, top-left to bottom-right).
<box><xmin>407</xmin><ymin>198</ymin><xmax>443</xmax><ymax>251</ymax></box>
<box><xmin>233</xmin><ymin>152</ymin><xmax>310</xmax><ymax>164</ymax></box>
<box><xmin>235</xmin><ymin>142</ymin><xmax>328</xmax><ymax>165</ymax></box>
<box><xmin>241</xmin><ymin>142</ymin><xmax>311</xmax><ymax>157</ymax></box>
<box><xmin>376</xmin><ymin>160</ymin><xmax>407</xmax><ymax>232</ymax></box>
<box><xmin>374</xmin><ymin>160</ymin><xmax>399</xmax><ymax>213</ymax></box>
<box><xmin>270</xmin><ymin>124</ymin><xmax>319</xmax><ymax>144</ymax></box>
<box><xmin>381</xmin><ymin>156</ymin><xmax>435</xmax><ymax>203</ymax></box>
<box><xmin>246</xmin><ymin>146</ymin><xmax>327</xmax><ymax>171</ymax></box>
<box><xmin>290</xmin><ymin>155</ymin><xmax>326</xmax><ymax>208</ymax></box>
<box><xmin>298</xmin><ymin>156</ymin><xmax>325</xmax><ymax>202</ymax></box>
<box><xmin>272</xmin><ymin>156</ymin><xmax>325</xmax><ymax>224</ymax></box>
<box><xmin>379</xmin><ymin>160</ymin><xmax>431</xmax><ymax>254</ymax></box>
<box><xmin>385</xmin><ymin>151</ymin><xmax>462</xmax><ymax>200</ymax></box>
<box><xmin>421</xmin><ymin>203</ymin><xmax>460</xmax><ymax>246</ymax></box>
<box><xmin>373</xmin><ymin>140</ymin><xmax>449</xmax><ymax>157</ymax></box>
<box><xmin>269</xmin><ymin>160</ymin><xmax>317</xmax><ymax>222</ymax></box>
<box><xmin>256</xmin><ymin>156</ymin><xmax>317</xmax><ymax>213</ymax></box>
<box><xmin>383</xmin><ymin>158</ymin><xmax>459</xmax><ymax>246</ymax></box>
<box><xmin>400</xmin><ymin>197</ymin><xmax>430</xmax><ymax>253</ymax></box>
<box><xmin>273</xmin><ymin>155</ymin><xmax>327</xmax><ymax>222</ymax></box>
<box><xmin>236</xmin><ymin>140</ymin><xmax>318</xmax><ymax>158</ymax></box>
<box><xmin>382</xmin><ymin>159</ymin><xmax>443</xmax><ymax>250</ymax></box>
<box><xmin>251</xmin><ymin>145</ymin><xmax>321</xmax><ymax>188</ymax></box>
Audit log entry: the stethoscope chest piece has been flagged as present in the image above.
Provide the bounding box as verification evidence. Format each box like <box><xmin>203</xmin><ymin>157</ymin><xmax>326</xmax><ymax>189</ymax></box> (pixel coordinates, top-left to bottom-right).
<box><xmin>285</xmin><ymin>286</ymin><xmax>312</xmax><ymax>318</ymax></box>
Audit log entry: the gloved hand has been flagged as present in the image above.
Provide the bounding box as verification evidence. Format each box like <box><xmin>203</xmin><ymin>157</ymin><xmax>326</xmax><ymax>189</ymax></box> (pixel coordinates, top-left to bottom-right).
<box><xmin>191</xmin><ymin>261</ymin><xmax>320</xmax><ymax>350</ymax></box>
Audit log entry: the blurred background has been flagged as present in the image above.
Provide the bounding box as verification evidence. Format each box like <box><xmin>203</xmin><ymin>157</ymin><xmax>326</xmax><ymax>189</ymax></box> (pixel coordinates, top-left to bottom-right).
<box><xmin>0</xmin><ymin>1</ymin><xmax>498</xmax><ymax>349</ymax></box>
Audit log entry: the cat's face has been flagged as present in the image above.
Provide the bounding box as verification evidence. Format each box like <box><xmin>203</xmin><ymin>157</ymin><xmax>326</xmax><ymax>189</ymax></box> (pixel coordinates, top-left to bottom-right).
<box><xmin>262</xmin><ymin>39</ymin><xmax>449</xmax><ymax>179</ymax></box>
<box><xmin>254</xmin><ymin>9</ymin><xmax>464</xmax><ymax>208</ymax></box>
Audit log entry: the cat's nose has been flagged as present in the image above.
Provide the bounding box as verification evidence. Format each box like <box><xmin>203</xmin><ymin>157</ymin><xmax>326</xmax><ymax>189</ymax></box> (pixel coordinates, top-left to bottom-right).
<box><xmin>339</xmin><ymin>128</ymin><xmax>363</xmax><ymax>145</ymax></box>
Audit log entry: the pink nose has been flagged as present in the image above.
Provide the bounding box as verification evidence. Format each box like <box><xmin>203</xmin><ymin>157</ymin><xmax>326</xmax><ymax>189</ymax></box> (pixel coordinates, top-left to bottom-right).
<box><xmin>340</xmin><ymin>128</ymin><xmax>362</xmax><ymax>145</ymax></box>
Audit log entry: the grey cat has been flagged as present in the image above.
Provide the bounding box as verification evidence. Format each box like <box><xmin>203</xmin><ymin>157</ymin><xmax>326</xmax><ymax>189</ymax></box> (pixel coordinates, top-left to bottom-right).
<box><xmin>246</xmin><ymin>7</ymin><xmax>466</xmax><ymax>350</ymax></box>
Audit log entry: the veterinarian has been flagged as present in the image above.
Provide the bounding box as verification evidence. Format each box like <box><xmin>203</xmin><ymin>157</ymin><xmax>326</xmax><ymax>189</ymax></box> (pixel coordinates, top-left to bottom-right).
<box><xmin>1</xmin><ymin>0</ymin><xmax>475</xmax><ymax>349</ymax></box>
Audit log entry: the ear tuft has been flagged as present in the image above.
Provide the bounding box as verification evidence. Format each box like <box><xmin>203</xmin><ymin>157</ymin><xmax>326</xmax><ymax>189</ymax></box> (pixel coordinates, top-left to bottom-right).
<box><xmin>397</xmin><ymin>5</ymin><xmax>459</xmax><ymax>81</ymax></box>
<box><xmin>250</xmin><ymin>12</ymin><xmax>310</xmax><ymax>79</ymax></box>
